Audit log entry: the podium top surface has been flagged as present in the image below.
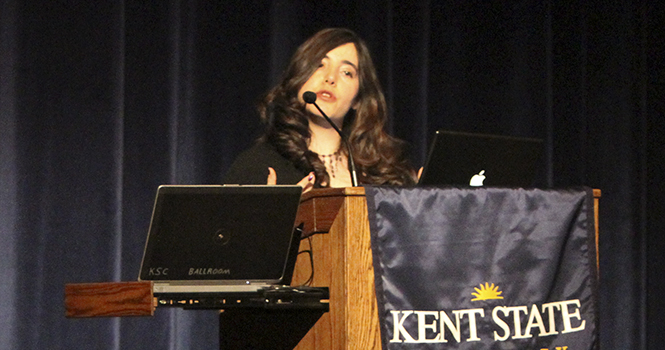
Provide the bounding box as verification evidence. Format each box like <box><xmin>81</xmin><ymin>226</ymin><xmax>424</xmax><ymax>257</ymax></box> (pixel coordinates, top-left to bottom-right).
<box><xmin>300</xmin><ymin>187</ymin><xmax>599</xmax><ymax>199</ymax></box>
<box><xmin>300</xmin><ymin>187</ymin><xmax>365</xmax><ymax>201</ymax></box>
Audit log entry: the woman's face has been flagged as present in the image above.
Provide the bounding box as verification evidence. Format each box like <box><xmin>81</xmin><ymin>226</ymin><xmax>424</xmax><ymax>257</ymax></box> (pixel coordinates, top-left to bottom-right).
<box><xmin>298</xmin><ymin>43</ymin><xmax>360</xmax><ymax>126</ymax></box>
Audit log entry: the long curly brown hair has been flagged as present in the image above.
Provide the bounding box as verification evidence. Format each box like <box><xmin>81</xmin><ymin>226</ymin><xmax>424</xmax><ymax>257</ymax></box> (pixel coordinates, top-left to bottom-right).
<box><xmin>258</xmin><ymin>28</ymin><xmax>416</xmax><ymax>187</ymax></box>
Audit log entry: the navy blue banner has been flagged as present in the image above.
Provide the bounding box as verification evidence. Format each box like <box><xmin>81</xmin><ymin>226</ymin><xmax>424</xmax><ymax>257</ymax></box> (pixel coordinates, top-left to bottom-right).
<box><xmin>365</xmin><ymin>187</ymin><xmax>598</xmax><ymax>350</ymax></box>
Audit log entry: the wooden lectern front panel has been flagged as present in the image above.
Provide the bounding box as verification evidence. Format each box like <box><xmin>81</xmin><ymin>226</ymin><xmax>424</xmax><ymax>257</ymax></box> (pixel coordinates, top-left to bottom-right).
<box><xmin>292</xmin><ymin>188</ymin><xmax>381</xmax><ymax>350</ymax></box>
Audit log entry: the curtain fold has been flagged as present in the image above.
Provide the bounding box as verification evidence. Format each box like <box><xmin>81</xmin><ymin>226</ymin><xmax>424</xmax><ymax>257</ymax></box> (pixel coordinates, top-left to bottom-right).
<box><xmin>0</xmin><ymin>0</ymin><xmax>658</xmax><ymax>349</ymax></box>
<box><xmin>0</xmin><ymin>0</ymin><xmax>19</xmax><ymax>345</ymax></box>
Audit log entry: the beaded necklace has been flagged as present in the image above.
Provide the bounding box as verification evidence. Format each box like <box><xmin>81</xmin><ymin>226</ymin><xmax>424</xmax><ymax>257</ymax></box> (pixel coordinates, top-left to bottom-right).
<box><xmin>318</xmin><ymin>149</ymin><xmax>343</xmax><ymax>178</ymax></box>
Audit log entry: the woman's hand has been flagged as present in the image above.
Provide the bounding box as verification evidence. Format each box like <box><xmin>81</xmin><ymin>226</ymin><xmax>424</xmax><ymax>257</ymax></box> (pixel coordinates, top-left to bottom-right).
<box><xmin>267</xmin><ymin>167</ymin><xmax>315</xmax><ymax>193</ymax></box>
<box><xmin>267</xmin><ymin>167</ymin><xmax>277</xmax><ymax>185</ymax></box>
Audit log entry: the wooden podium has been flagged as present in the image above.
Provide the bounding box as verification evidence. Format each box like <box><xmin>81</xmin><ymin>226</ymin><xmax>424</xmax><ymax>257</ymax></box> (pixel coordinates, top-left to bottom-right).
<box><xmin>289</xmin><ymin>187</ymin><xmax>601</xmax><ymax>349</ymax></box>
<box><xmin>291</xmin><ymin>187</ymin><xmax>381</xmax><ymax>349</ymax></box>
<box><xmin>65</xmin><ymin>187</ymin><xmax>600</xmax><ymax>349</ymax></box>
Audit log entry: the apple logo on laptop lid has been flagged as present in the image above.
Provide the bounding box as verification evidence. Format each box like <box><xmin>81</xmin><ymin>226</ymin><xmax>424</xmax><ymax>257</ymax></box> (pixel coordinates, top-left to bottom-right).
<box><xmin>469</xmin><ymin>170</ymin><xmax>485</xmax><ymax>186</ymax></box>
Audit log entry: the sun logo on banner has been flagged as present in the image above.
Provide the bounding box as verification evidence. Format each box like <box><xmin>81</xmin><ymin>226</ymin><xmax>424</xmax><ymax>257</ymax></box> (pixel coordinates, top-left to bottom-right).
<box><xmin>471</xmin><ymin>282</ymin><xmax>504</xmax><ymax>301</ymax></box>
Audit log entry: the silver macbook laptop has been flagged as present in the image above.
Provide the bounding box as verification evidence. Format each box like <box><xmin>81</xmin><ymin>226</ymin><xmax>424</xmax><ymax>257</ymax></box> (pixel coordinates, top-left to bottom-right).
<box><xmin>138</xmin><ymin>185</ymin><xmax>303</xmax><ymax>294</ymax></box>
<box><xmin>418</xmin><ymin>130</ymin><xmax>543</xmax><ymax>187</ymax></box>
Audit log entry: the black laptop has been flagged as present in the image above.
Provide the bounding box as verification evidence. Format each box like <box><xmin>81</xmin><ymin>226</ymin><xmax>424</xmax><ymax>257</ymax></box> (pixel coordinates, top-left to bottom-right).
<box><xmin>418</xmin><ymin>130</ymin><xmax>543</xmax><ymax>187</ymax></box>
<box><xmin>138</xmin><ymin>185</ymin><xmax>328</xmax><ymax>309</ymax></box>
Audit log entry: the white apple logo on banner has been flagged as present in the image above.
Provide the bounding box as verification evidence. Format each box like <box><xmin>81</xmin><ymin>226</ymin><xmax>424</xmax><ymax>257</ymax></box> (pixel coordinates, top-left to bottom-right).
<box><xmin>469</xmin><ymin>170</ymin><xmax>486</xmax><ymax>186</ymax></box>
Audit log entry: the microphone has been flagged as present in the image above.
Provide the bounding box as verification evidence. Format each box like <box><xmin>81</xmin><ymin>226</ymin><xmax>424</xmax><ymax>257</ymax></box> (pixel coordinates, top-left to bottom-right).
<box><xmin>302</xmin><ymin>91</ymin><xmax>359</xmax><ymax>187</ymax></box>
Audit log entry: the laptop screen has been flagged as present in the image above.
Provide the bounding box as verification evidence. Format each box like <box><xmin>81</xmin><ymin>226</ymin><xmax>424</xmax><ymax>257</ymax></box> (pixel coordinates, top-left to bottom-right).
<box><xmin>138</xmin><ymin>185</ymin><xmax>303</xmax><ymax>285</ymax></box>
<box><xmin>418</xmin><ymin>130</ymin><xmax>543</xmax><ymax>187</ymax></box>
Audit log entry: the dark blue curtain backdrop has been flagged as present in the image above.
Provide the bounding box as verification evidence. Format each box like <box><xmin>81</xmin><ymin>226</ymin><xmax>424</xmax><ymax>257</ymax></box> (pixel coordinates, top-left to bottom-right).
<box><xmin>0</xmin><ymin>0</ymin><xmax>662</xmax><ymax>349</ymax></box>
